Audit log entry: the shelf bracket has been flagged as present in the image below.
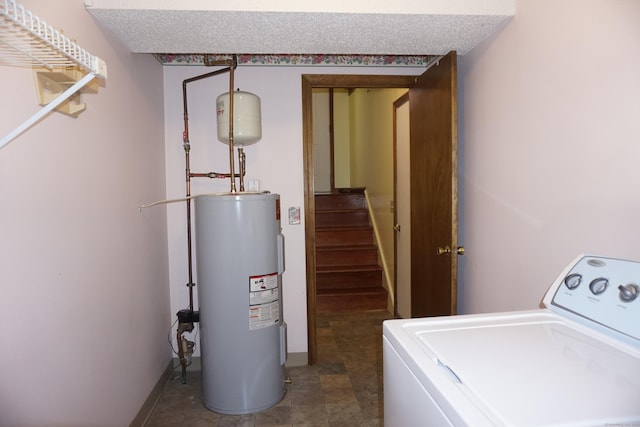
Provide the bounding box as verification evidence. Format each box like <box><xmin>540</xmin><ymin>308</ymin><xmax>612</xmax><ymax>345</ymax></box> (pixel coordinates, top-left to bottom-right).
<box><xmin>33</xmin><ymin>67</ymin><xmax>99</xmax><ymax>117</ymax></box>
<box><xmin>0</xmin><ymin>72</ymin><xmax>97</xmax><ymax>150</ymax></box>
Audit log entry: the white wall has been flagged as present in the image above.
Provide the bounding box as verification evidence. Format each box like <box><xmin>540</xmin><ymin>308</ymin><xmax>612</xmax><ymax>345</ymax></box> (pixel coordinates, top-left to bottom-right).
<box><xmin>0</xmin><ymin>1</ymin><xmax>170</xmax><ymax>425</ymax></box>
<box><xmin>163</xmin><ymin>66</ymin><xmax>424</xmax><ymax>355</ymax></box>
<box><xmin>459</xmin><ymin>0</ymin><xmax>640</xmax><ymax>313</ymax></box>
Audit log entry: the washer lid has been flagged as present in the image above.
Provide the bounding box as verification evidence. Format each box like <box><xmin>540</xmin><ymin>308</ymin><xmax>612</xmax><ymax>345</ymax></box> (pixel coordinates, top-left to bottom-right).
<box><xmin>413</xmin><ymin>313</ymin><xmax>640</xmax><ymax>426</ymax></box>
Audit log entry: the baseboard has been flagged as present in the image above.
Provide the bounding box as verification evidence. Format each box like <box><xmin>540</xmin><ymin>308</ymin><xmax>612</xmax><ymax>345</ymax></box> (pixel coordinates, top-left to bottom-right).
<box><xmin>129</xmin><ymin>360</ymin><xmax>174</xmax><ymax>427</ymax></box>
<box><xmin>285</xmin><ymin>352</ymin><xmax>308</xmax><ymax>367</ymax></box>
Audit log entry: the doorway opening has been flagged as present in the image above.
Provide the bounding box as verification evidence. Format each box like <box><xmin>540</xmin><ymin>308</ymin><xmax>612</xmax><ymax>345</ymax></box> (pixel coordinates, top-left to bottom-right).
<box><xmin>303</xmin><ymin>53</ymin><xmax>460</xmax><ymax>364</ymax></box>
<box><xmin>313</xmin><ymin>87</ymin><xmax>408</xmax><ymax>317</ymax></box>
<box><xmin>303</xmin><ymin>75</ymin><xmax>415</xmax><ymax>364</ymax></box>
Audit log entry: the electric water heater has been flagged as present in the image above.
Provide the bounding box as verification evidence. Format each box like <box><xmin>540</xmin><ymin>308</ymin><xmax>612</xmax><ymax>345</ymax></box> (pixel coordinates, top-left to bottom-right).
<box><xmin>194</xmin><ymin>192</ymin><xmax>286</xmax><ymax>415</ymax></box>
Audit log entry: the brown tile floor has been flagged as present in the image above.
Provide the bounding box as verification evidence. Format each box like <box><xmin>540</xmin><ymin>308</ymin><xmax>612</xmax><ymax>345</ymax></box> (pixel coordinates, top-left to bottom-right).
<box><xmin>145</xmin><ymin>309</ymin><xmax>394</xmax><ymax>427</ymax></box>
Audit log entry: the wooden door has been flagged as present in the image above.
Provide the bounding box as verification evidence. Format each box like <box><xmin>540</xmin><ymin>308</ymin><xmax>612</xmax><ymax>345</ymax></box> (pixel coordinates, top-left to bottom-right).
<box><xmin>409</xmin><ymin>51</ymin><xmax>460</xmax><ymax>317</ymax></box>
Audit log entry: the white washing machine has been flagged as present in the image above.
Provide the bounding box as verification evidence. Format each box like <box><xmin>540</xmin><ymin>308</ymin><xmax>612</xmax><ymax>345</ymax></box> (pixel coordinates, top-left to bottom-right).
<box><xmin>383</xmin><ymin>255</ymin><xmax>640</xmax><ymax>426</ymax></box>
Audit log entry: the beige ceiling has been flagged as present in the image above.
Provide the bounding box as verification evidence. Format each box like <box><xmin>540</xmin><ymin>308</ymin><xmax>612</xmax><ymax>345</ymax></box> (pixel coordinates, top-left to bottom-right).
<box><xmin>84</xmin><ymin>0</ymin><xmax>515</xmax><ymax>56</ymax></box>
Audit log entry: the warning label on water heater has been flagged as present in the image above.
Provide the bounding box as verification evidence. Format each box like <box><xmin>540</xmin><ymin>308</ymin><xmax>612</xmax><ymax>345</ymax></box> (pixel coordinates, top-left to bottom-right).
<box><xmin>249</xmin><ymin>273</ymin><xmax>279</xmax><ymax>330</ymax></box>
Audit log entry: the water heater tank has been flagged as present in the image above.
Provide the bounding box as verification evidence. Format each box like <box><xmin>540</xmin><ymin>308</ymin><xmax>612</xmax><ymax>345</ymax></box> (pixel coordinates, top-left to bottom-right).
<box><xmin>194</xmin><ymin>192</ymin><xmax>286</xmax><ymax>415</ymax></box>
<box><xmin>216</xmin><ymin>90</ymin><xmax>262</xmax><ymax>146</ymax></box>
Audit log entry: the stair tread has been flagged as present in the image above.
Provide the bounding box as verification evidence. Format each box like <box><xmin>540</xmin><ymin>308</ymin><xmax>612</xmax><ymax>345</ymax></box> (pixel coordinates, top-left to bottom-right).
<box><xmin>315</xmin><ymin>193</ymin><xmax>365</xmax><ymax>197</ymax></box>
<box><xmin>315</xmin><ymin>192</ymin><xmax>367</xmax><ymax>211</ymax></box>
<box><xmin>316</xmin><ymin>244</ymin><xmax>376</xmax><ymax>250</ymax></box>
<box><xmin>316</xmin><ymin>223</ymin><xmax>371</xmax><ymax>227</ymax></box>
<box><xmin>314</xmin><ymin>189</ymin><xmax>385</xmax><ymax>313</ymax></box>
<box><xmin>316</xmin><ymin>208</ymin><xmax>368</xmax><ymax>213</ymax></box>
<box><xmin>316</xmin><ymin>226</ymin><xmax>372</xmax><ymax>232</ymax></box>
<box><xmin>316</xmin><ymin>188</ymin><xmax>366</xmax><ymax>194</ymax></box>
<box><xmin>316</xmin><ymin>287</ymin><xmax>387</xmax><ymax>296</ymax></box>
<box><xmin>316</xmin><ymin>264</ymin><xmax>381</xmax><ymax>272</ymax></box>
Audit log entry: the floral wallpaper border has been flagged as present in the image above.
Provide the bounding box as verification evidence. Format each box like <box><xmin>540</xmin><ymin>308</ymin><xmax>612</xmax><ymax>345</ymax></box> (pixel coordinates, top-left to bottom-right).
<box><xmin>154</xmin><ymin>54</ymin><xmax>438</xmax><ymax>67</ymax></box>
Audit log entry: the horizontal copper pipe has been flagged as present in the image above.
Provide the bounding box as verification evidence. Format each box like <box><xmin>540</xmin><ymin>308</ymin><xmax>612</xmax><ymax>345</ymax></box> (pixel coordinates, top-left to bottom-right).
<box><xmin>190</xmin><ymin>170</ymin><xmax>246</xmax><ymax>179</ymax></box>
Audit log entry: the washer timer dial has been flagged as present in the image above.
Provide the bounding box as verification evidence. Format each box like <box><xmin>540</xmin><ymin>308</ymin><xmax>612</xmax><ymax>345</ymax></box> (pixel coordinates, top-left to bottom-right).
<box><xmin>589</xmin><ymin>277</ymin><xmax>608</xmax><ymax>295</ymax></box>
<box><xmin>564</xmin><ymin>273</ymin><xmax>582</xmax><ymax>290</ymax></box>
<box><xmin>618</xmin><ymin>283</ymin><xmax>639</xmax><ymax>302</ymax></box>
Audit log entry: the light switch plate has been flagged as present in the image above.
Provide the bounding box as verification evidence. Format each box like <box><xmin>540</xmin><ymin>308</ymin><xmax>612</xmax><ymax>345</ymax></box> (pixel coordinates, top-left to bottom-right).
<box><xmin>288</xmin><ymin>206</ymin><xmax>301</xmax><ymax>225</ymax></box>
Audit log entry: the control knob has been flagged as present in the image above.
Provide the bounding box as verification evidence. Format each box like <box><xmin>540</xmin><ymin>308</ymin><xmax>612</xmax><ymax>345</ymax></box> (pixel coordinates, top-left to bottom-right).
<box><xmin>618</xmin><ymin>283</ymin><xmax>639</xmax><ymax>302</ymax></box>
<box><xmin>589</xmin><ymin>278</ymin><xmax>608</xmax><ymax>295</ymax></box>
<box><xmin>564</xmin><ymin>273</ymin><xmax>582</xmax><ymax>290</ymax></box>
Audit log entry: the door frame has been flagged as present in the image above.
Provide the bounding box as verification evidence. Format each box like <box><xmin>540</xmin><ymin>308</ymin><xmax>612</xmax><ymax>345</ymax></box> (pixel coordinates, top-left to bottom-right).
<box><xmin>302</xmin><ymin>74</ymin><xmax>416</xmax><ymax>364</ymax></box>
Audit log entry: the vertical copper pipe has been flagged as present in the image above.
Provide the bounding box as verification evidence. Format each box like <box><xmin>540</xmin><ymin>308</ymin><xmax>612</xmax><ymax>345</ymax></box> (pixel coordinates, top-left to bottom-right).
<box><xmin>181</xmin><ymin>64</ymin><xmax>234</xmax><ymax>311</ymax></box>
<box><xmin>177</xmin><ymin>60</ymin><xmax>239</xmax><ymax>385</ymax></box>
<box><xmin>228</xmin><ymin>56</ymin><xmax>237</xmax><ymax>192</ymax></box>
<box><xmin>238</xmin><ymin>147</ymin><xmax>246</xmax><ymax>191</ymax></box>
<box><xmin>182</xmin><ymin>80</ymin><xmax>195</xmax><ymax>311</ymax></box>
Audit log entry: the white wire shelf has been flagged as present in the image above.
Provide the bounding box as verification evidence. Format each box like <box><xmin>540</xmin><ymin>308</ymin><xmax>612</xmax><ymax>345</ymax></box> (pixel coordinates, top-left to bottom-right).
<box><xmin>1</xmin><ymin>0</ymin><xmax>106</xmax><ymax>77</ymax></box>
<box><xmin>1</xmin><ymin>0</ymin><xmax>107</xmax><ymax>150</ymax></box>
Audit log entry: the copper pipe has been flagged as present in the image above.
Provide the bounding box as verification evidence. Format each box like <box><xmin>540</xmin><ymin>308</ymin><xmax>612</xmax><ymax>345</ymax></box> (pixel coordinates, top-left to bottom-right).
<box><xmin>238</xmin><ymin>148</ymin><xmax>246</xmax><ymax>191</ymax></box>
<box><xmin>203</xmin><ymin>54</ymin><xmax>234</xmax><ymax>67</ymax></box>
<box><xmin>182</xmin><ymin>83</ymin><xmax>195</xmax><ymax>311</ymax></box>
<box><xmin>228</xmin><ymin>56</ymin><xmax>237</xmax><ymax>192</ymax></box>
<box><xmin>190</xmin><ymin>170</ymin><xmax>246</xmax><ymax>179</ymax></box>
<box><xmin>181</xmin><ymin>60</ymin><xmax>235</xmax><ymax>311</ymax></box>
<box><xmin>177</xmin><ymin>58</ymin><xmax>244</xmax><ymax>386</ymax></box>
<box><xmin>190</xmin><ymin>172</ymin><xmax>213</xmax><ymax>178</ymax></box>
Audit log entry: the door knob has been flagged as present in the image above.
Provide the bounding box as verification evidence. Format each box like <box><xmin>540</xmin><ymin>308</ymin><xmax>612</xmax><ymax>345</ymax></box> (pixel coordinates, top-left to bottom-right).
<box><xmin>393</xmin><ymin>224</ymin><xmax>401</xmax><ymax>232</ymax></box>
<box><xmin>437</xmin><ymin>246</ymin><xmax>465</xmax><ymax>256</ymax></box>
<box><xmin>436</xmin><ymin>246</ymin><xmax>451</xmax><ymax>255</ymax></box>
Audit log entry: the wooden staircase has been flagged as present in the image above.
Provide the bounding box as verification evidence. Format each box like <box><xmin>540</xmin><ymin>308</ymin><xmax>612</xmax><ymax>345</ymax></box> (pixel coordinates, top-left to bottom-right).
<box><xmin>315</xmin><ymin>189</ymin><xmax>387</xmax><ymax>312</ymax></box>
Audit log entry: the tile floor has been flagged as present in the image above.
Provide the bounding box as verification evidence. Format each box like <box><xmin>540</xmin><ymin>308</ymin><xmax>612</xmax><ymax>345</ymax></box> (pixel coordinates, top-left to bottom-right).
<box><xmin>144</xmin><ymin>309</ymin><xmax>394</xmax><ymax>427</ymax></box>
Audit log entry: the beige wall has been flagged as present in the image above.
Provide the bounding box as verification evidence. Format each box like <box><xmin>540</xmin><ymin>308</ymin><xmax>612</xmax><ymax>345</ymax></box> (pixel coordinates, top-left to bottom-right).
<box><xmin>0</xmin><ymin>1</ymin><xmax>170</xmax><ymax>425</ymax></box>
<box><xmin>333</xmin><ymin>89</ymin><xmax>351</xmax><ymax>188</ymax></box>
<box><xmin>459</xmin><ymin>0</ymin><xmax>640</xmax><ymax>313</ymax></box>
<box><xmin>311</xmin><ymin>88</ymin><xmax>351</xmax><ymax>191</ymax></box>
<box><xmin>312</xmin><ymin>89</ymin><xmax>331</xmax><ymax>192</ymax></box>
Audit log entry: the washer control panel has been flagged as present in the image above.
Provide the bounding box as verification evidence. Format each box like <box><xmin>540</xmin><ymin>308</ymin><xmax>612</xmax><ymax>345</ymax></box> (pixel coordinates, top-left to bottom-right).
<box><xmin>543</xmin><ymin>255</ymin><xmax>640</xmax><ymax>347</ymax></box>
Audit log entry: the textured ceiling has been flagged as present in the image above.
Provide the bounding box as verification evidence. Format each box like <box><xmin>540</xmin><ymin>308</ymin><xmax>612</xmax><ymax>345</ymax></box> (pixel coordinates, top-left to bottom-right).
<box><xmin>85</xmin><ymin>1</ymin><xmax>515</xmax><ymax>57</ymax></box>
